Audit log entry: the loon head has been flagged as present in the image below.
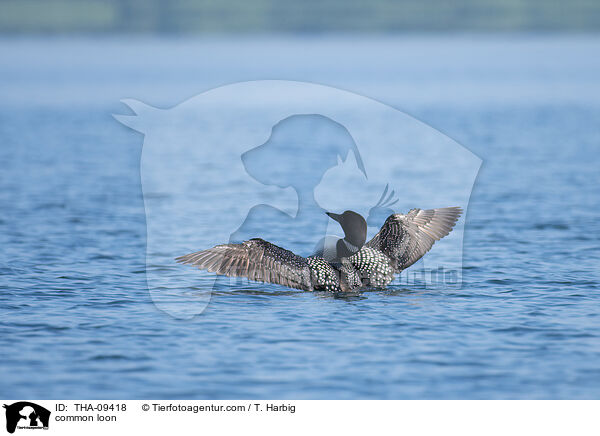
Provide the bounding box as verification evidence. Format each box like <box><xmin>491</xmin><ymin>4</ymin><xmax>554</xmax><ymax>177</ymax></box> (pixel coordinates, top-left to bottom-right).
<box><xmin>326</xmin><ymin>210</ymin><xmax>367</xmax><ymax>250</ymax></box>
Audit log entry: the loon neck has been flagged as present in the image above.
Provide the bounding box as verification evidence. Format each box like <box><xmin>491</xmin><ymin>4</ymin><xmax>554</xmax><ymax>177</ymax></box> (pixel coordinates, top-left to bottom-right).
<box><xmin>342</xmin><ymin>225</ymin><xmax>366</xmax><ymax>248</ymax></box>
<box><xmin>342</xmin><ymin>238</ymin><xmax>361</xmax><ymax>253</ymax></box>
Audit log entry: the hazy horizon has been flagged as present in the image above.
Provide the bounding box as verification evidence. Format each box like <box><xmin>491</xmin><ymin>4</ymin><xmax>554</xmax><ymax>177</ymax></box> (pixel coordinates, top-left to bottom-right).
<box><xmin>2</xmin><ymin>0</ymin><xmax>600</xmax><ymax>34</ymax></box>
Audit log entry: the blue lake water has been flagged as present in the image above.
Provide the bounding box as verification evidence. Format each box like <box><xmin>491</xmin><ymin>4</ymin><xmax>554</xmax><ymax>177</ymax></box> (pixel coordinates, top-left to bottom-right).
<box><xmin>1</xmin><ymin>35</ymin><xmax>599</xmax><ymax>399</ymax></box>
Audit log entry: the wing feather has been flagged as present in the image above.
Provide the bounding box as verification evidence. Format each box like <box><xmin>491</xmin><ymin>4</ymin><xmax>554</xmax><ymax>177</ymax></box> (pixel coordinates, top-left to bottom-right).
<box><xmin>176</xmin><ymin>238</ymin><xmax>312</xmax><ymax>291</ymax></box>
<box><xmin>366</xmin><ymin>207</ymin><xmax>462</xmax><ymax>271</ymax></box>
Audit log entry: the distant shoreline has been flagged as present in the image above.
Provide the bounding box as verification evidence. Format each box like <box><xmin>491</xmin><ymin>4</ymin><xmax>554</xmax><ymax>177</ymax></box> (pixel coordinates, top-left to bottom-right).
<box><xmin>1</xmin><ymin>0</ymin><xmax>599</xmax><ymax>34</ymax></box>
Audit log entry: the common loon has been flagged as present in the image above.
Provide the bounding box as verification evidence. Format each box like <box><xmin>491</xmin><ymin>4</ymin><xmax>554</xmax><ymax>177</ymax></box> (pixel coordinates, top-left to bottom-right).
<box><xmin>176</xmin><ymin>206</ymin><xmax>462</xmax><ymax>293</ymax></box>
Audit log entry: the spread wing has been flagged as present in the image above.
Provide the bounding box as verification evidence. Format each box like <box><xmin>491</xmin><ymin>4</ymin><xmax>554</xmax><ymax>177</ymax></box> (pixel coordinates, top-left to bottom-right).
<box><xmin>176</xmin><ymin>238</ymin><xmax>313</xmax><ymax>291</ymax></box>
<box><xmin>366</xmin><ymin>207</ymin><xmax>462</xmax><ymax>272</ymax></box>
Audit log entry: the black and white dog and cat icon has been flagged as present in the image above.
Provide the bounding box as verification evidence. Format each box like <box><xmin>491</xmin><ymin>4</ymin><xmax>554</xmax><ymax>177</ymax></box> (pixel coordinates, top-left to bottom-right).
<box><xmin>3</xmin><ymin>402</ymin><xmax>50</xmax><ymax>434</ymax></box>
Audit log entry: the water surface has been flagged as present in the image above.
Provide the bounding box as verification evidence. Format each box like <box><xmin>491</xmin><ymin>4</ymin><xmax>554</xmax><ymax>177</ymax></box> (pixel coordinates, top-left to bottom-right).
<box><xmin>0</xmin><ymin>35</ymin><xmax>599</xmax><ymax>399</ymax></box>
